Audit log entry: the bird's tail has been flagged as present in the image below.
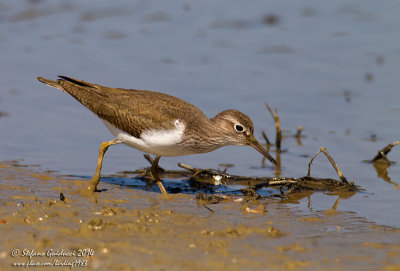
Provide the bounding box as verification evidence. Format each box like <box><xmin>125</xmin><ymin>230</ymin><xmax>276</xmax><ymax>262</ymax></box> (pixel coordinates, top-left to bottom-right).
<box><xmin>37</xmin><ymin>76</ymin><xmax>111</xmax><ymax>117</ymax></box>
<box><xmin>37</xmin><ymin>76</ymin><xmax>64</xmax><ymax>91</ymax></box>
<box><xmin>37</xmin><ymin>76</ymin><xmax>94</xmax><ymax>92</ymax></box>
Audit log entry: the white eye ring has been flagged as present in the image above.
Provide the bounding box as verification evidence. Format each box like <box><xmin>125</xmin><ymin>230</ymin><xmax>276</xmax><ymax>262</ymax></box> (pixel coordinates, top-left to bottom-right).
<box><xmin>234</xmin><ymin>124</ymin><xmax>244</xmax><ymax>132</ymax></box>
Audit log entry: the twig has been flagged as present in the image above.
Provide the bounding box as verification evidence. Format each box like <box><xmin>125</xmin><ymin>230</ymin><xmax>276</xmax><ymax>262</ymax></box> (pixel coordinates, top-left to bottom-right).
<box><xmin>296</xmin><ymin>126</ymin><xmax>303</xmax><ymax>146</ymax></box>
<box><xmin>109</xmin><ymin>148</ymin><xmax>358</xmax><ymax>196</ymax></box>
<box><xmin>177</xmin><ymin>163</ymin><xmax>197</xmax><ymax>172</ymax></box>
<box><xmin>320</xmin><ymin>148</ymin><xmax>348</xmax><ymax>183</ymax></box>
<box><xmin>262</xmin><ymin>131</ymin><xmax>271</xmax><ymax>145</ymax></box>
<box><xmin>371</xmin><ymin>141</ymin><xmax>399</xmax><ymax>162</ymax></box>
<box><xmin>307</xmin><ymin>149</ymin><xmax>322</xmax><ymax>177</ymax></box>
<box><xmin>332</xmin><ymin>198</ymin><xmax>340</xmax><ymax>210</ymax></box>
<box><xmin>307</xmin><ymin>147</ymin><xmax>348</xmax><ymax>183</ymax></box>
<box><xmin>178</xmin><ymin>161</ymin><xmax>358</xmax><ymax>195</ymax></box>
<box><xmin>203</xmin><ymin>205</ymin><xmax>215</xmax><ymax>213</ymax></box>
<box><xmin>295</xmin><ymin>126</ymin><xmax>303</xmax><ymax>138</ymax></box>
<box><xmin>265</xmin><ymin>102</ymin><xmax>281</xmax><ymax>149</ymax></box>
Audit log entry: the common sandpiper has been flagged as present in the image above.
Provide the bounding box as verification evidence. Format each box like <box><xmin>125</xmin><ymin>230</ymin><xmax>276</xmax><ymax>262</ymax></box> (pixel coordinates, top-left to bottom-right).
<box><xmin>37</xmin><ymin>76</ymin><xmax>277</xmax><ymax>195</ymax></box>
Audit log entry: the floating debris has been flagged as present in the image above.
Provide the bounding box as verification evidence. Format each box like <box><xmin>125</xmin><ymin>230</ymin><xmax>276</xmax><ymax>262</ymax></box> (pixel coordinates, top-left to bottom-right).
<box><xmin>367</xmin><ymin>141</ymin><xmax>399</xmax><ymax>164</ymax></box>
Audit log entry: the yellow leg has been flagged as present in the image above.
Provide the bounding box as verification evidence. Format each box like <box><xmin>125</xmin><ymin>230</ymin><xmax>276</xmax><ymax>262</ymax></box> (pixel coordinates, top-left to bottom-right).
<box><xmin>86</xmin><ymin>139</ymin><xmax>121</xmax><ymax>193</ymax></box>
<box><xmin>150</xmin><ymin>156</ymin><xmax>168</xmax><ymax>196</ymax></box>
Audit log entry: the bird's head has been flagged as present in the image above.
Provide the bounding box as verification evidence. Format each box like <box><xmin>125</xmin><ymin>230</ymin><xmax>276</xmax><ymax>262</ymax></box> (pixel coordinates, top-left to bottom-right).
<box><xmin>212</xmin><ymin>110</ymin><xmax>277</xmax><ymax>166</ymax></box>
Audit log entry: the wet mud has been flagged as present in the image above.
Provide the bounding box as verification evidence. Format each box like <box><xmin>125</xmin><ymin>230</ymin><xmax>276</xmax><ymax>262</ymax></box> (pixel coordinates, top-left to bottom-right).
<box><xmin>1</xmin><ymin>161</ymin><xmax>399</xmax><ymax>271</ymax></box>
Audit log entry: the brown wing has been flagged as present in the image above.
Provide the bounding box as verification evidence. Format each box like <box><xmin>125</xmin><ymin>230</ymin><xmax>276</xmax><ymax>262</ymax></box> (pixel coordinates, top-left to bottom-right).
<box><xmin>37</xmin><ymin>76</ymin><xmax>207</xmax><ymax>138</ymax></box>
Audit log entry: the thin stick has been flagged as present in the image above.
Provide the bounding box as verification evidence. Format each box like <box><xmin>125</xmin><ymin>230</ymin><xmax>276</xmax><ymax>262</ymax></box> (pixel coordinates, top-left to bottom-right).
<box><xmin>262</xmin><ymin>131</ymin><xmax>271</xmax><ymax>145</ymax></box>
<box><xmin>203</xmin><ymin>205</ymin><xmax>215</xmax><ymax>213</ymax></box>
<box><xmin>178</xmin><ymin>163</ymin><xmax>197</xmax><ymax>172</ymax></box>
<box><xmin>269</xmin><ymin>180</ymin><xmax>297</xmax><ymax>185</ymax></box>
<box><xmin>296</xmin><ymin>126</ymin><xmax>303</xmax><ymax>146</ymax></box>
<box><xmin>274</xmin><ymin>108</ymin><xmax>282</xmax><ymax>149</ymax></box>
<box><xmin>371</xmin><ymin>141</ymin><xmax>399</xmax><ymax>162</ymax></box>
<box><xmin>110</xmin><ymin>160</ymin><xmax>358</xmax><ymax>194</ymax></box>
<box><xmin>265</xmin><ymin>102</ymin><xmax>281</xmax><ymax>149</ymax></box>
<box><xmin>320</xmin><ymin>148</ymin><xmax>348</xmax><ymax>183</ymax></box>
<box><xmin>295</xmin><ymin>126</ymin><xmax>303</xmax><ymax>138</ymax></box>
<box><xmin>332</xmin><ymin>197</ymin><xmax>340</xmax><ymax>210</ymax></box>
<box><xmin>307</xmin><ymin>147</ymin><xmax>348</xmax><ymax>183</ymax></box>
<box><xmin>265</xmin><ymin>102</ymin><xmax>274</xmax><ymax>118</ymax></box>
<box><xmin>307</xmin><ymin>148</ymin><xmax>322</xmax><ymax>177</ymax></box>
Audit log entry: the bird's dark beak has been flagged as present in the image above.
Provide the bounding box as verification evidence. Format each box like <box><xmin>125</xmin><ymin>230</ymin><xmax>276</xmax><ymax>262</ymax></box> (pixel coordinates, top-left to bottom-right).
<box><xmin>247</xmin><ymin>134</ymin><xmax>277</xmax><ymax>166</ymax></box>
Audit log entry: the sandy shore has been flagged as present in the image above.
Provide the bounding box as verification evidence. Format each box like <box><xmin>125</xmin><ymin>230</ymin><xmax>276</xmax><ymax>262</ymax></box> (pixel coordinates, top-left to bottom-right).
<box><xmin>1</xmin><ymin>161</ymin><xmax>399</xmax><ymax>271</ymax></box>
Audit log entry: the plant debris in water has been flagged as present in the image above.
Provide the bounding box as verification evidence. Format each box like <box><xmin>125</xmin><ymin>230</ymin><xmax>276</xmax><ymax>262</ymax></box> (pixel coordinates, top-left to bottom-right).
<box><xmin>116</xmin><ymin>104</ymin><xmax>368</xmax><ymax>199</ymax></box>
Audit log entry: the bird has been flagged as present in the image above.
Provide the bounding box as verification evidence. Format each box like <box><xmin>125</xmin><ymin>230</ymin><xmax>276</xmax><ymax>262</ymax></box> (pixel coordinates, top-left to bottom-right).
<box><xmin>37</xmin><ymin>76</ymin><xmax>277</xmax><ymax>195</ymax></box>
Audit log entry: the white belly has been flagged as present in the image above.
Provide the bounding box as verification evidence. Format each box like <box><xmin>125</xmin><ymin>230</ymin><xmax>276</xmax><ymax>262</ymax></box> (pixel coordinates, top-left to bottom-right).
<box><xmin>102</xmin><ymin>119</ymin><xmax>190</xmax><ymax>157</ymax></box>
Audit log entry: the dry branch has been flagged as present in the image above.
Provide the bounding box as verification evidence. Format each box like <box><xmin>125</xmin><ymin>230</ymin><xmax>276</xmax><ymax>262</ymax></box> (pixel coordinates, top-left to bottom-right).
<box><xmin>135</xmin><ymin>149</ymin><xmax>358</xmax><ymax>198</ymax></box>
<box><xmin>295</xmin><ymin>126</ymin><xmax>303</xmax><ymax>138</ymax></box>
<box><xmin>369</xmin><ymin>141</ymin><xmax>399</xmax><ymax>163</ymax></box>
<box><xmin>178</xmin><ymin>148</ymin><xmax>357</xmax><ymax>196</ymax></box>
<box><xmin>307</xmin><ymin>147</ymin><xmax>348</xmax><ymax>183</ymax></box>
<box><xmin>262</xmin><ymin>130</ymin><xmax>271</xmax><ymax>145</ymax></box>
<box><xmin>296</xmin><ymin>126</ymin><xmax>303</xmax><ymax>146</ymax></box>
<box><xmin>265</xmin><ymin>102</ymin><xmax>281</xmax><ymax>149</ymax></box>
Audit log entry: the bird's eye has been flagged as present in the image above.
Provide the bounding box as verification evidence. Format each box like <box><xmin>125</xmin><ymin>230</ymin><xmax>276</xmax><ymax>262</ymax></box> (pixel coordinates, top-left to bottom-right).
<box><xmin>235</xmin><ymin>124</ymin><xmax>244</xmax><ymax>132</ymax></box>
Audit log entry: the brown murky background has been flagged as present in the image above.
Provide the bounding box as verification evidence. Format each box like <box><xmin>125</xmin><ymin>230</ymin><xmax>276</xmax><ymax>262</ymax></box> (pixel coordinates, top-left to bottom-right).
<box><xmin>1</xmin><ymin>0</ymin><xmax>400</xmax><ymax>270</ymax></box>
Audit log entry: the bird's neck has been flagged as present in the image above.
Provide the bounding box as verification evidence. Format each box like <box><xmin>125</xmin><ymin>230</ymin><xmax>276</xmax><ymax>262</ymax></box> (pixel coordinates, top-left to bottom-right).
<box><xmin>188</xmin><ymin>116</ymin><xmax>234</xmax><ymax>146</ymax></box>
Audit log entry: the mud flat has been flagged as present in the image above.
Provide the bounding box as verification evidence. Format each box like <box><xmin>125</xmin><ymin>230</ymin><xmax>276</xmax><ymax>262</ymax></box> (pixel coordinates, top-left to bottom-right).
<box><xmin>1</xmin><ymin>161</ymin><xmax>399</xmax><ymax>271</ymax></box>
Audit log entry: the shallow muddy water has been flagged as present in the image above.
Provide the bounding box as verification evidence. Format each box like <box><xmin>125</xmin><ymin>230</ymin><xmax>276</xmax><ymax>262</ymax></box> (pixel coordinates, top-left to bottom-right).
<box><xmin>1</xmin><ymin>0</ymin><xmax>400</xmax><ymax>270</ymax></box>
<box><xmin>1</xmin><ymin>161</ymin><xmax>400</xmax><ymax>270</ymax></box>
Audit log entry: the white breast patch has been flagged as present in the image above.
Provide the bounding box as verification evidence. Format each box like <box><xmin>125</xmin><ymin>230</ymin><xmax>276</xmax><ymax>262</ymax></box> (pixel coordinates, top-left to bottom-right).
<box><xmin>102</xmin><ymin>119</ymin><xmax>186</xmax><ymax>157</ymax></box>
